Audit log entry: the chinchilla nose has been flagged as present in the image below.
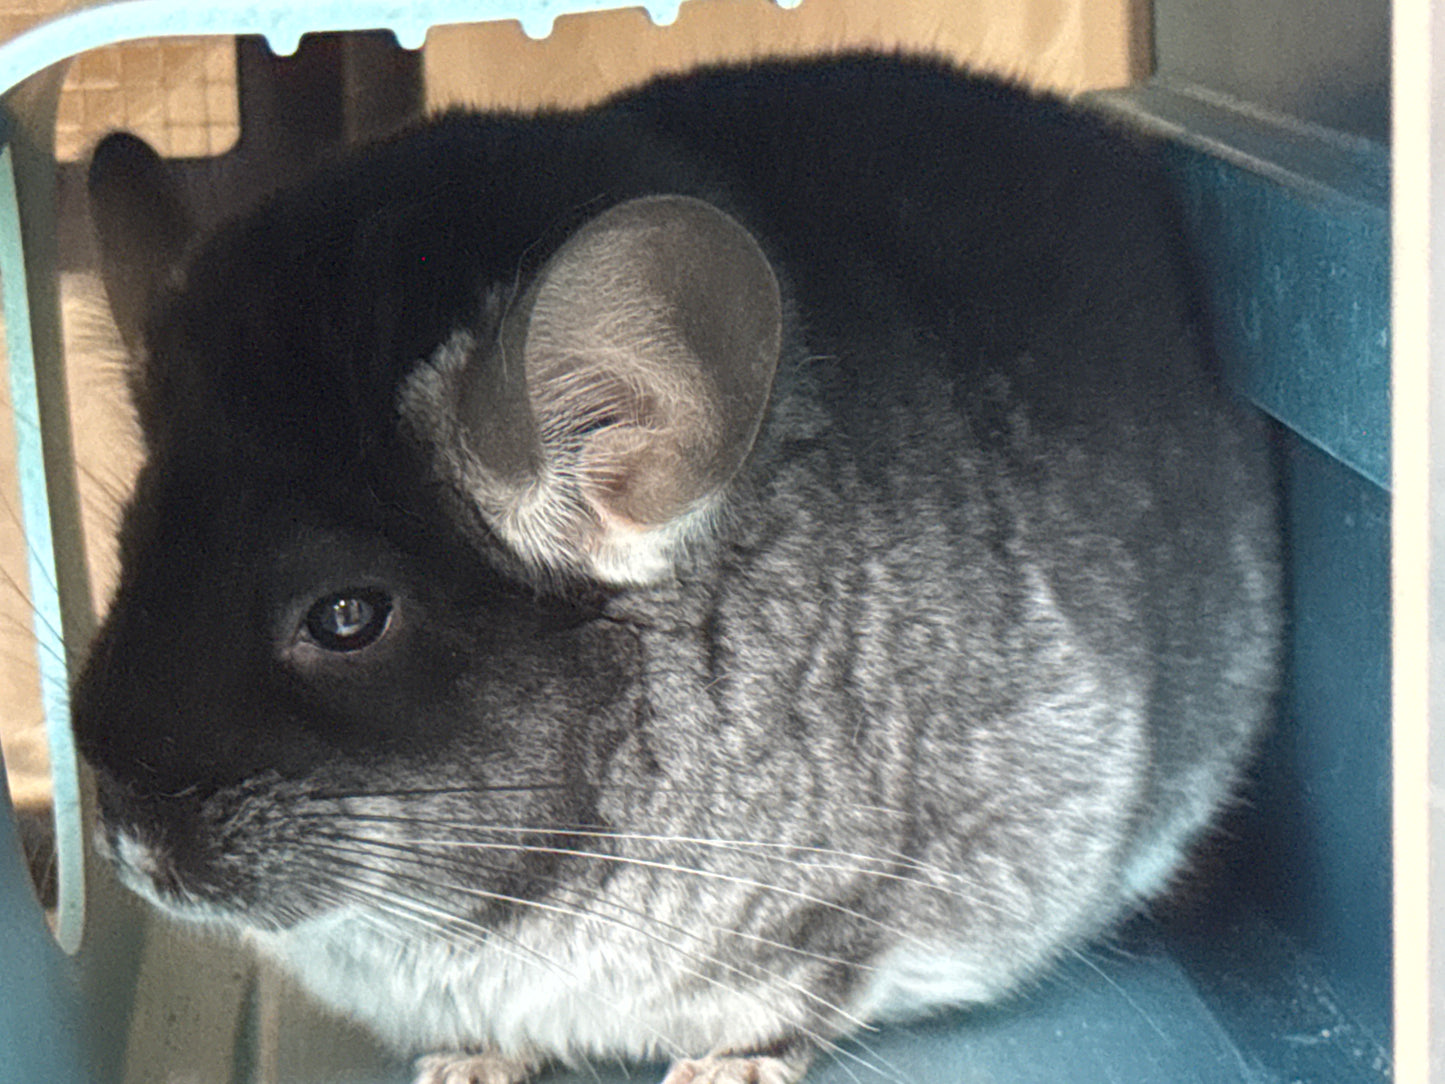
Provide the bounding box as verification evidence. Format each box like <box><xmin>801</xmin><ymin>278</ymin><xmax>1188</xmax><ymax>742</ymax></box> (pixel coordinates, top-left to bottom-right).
<box><xmin>88</xmin><ymin>756</ymin><xmax>203</xmax><ymax>865</ymax></box>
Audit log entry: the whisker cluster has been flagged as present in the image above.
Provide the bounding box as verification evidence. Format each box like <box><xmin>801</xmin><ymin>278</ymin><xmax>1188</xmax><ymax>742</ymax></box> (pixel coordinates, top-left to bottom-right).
<box><xmin>304</xmin><ymin>833</ymin><xmax>908</xmax><ymax>1083</ymax></box>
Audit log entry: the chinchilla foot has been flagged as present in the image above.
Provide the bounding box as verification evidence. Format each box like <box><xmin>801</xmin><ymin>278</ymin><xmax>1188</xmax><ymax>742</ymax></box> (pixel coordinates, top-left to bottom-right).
<box><xmin>413</xmin><ymin>1048</ymin><xmax>538</xmax><ymax>1084</ymax></box>
<box><xmin>661</xmin><ymin>1053</ymin><xmax>807</xmax><ymax>1084</ymax></box>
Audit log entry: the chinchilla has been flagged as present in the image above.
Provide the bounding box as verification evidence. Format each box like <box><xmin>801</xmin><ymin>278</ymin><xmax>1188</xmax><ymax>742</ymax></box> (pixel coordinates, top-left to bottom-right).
<box><xmin>73</xmin><ymin>54</ymin><xmax>1279</xmax><ymax>1084</ymax></box>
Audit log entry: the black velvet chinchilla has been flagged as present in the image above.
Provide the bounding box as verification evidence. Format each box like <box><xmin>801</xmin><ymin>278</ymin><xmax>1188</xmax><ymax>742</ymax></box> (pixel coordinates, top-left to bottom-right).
<box><xmin>74</xmin><ymin>54</ymin><xmax>1280</xmax><ymax>1084</ymax></box>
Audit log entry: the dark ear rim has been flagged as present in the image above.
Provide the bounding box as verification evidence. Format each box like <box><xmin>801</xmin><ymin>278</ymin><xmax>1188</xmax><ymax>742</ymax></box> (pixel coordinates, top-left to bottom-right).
<box><xmin>88</xmin><ymin>131</ymin><xmax>194</xmax><ymax>354</ymax></box>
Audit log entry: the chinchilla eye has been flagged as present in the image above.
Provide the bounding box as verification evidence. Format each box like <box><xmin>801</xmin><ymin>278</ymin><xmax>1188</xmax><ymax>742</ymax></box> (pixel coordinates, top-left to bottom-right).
<box><xmin>303</xmin><ymin>589</ymin><xmax>393</xmax><ymax>652</ymax></box>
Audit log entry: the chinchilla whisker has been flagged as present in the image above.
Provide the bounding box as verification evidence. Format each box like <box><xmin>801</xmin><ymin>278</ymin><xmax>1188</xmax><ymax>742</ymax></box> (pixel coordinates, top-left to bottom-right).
<box><xmin>311</xmin><ymin>836</ymin><xmax>881</xmax><ymax>1042</ymax></box>
<box><xmin>311</xmin><ymin>852</ymin><xmax>693</xmax><ymax>1061</ymax></box>
<box><xmin>866</xmin><ymin>839</ymin><xmax>1030</xmax><ymax>891</ymax></box>
<box><xmin>307</xmin><ymin>782</ymin><xmax>913</xmax><ymax>819</ymax></box>
<box><xmin>472</xmin><ymin>829</ymin><xmax>1012</xmax><ymax>928</ymax></box>
<box><xmin>711</xmin><ymin>927</ymin><xmax>880</xmax><ymax>976</ymax></box>
<box><xmin>307</xmin><ymin>782</ymin><xmax>583</xmax><ymax>801</ymax></box>
<box><xmin>317</xmin><ymin>827</ymin><xmax>882</xmax><ymax>977</ymax></box>
<box><xmin>312</xmin><ymin>848</ymin><xmax>888</xmax><ymax>1075</ymax></box>
<box><xmin>307</xmin><ymin>887</ymin><xmax>423</xmax><ymax>954</ymax></box>
<box><xmin>344</xmin><ymin>889</ymin><xmax>693</xmax><ymax>1075</ymax></box>
<box><xmin>0</xmin><ymin>485</ymin><xmax>59</xmax><ymax>599</ymax></box>
<box><xmin>314</xmin><ymin>849</ymin><xmax>908</xmax><ymax>1084</ymax></box>
<box><xmin>0</xmin><ymin>609</ymin><xmax>47</xmax><ymax>638</ymax></box>
<box><xmin>313</xmin><ymin>847</ymin><xmax>916</xmax><ymax>1084</ymax></box>
<box><xmin>1060</xmin><ymin>946</ymin><xmax>1169</xmax><ymax>1043</ymax></box>
<box><xmin>333</xmin><ymin>813</ymin><xmax>919</xmax><ymax>878</ymax></box>
<box><xmin>315</xmin><ymin>812</ymin><xmax>1019</xmax><ymax>922</ymax></box>
<box><xmin>300</xmin><ymin>795</ymin><xmax>919</xmax><ymax>853</ymax></box>
<box><xmin>0</xmin><ymin>551</ymin><xmax>69</xmax><ymax>660</ymax></box>
<box><xmin>322</xmin><ymin>828</ymin><xmax>931</xmax><ymax>952</ymax></box>
<box><xmin>0</xmin><ymin>626</ymin><xmax>72</xmax><ymax>680</ymax></box>
<box><xmin>325</xmin><ymin>831</ymin><xmax>892</xmax><ymax>1040</ymax></box>
<box><xmin>557</xmin><ymin>833</ymin><xmax>977</xmax><ymax>904</ymax></box>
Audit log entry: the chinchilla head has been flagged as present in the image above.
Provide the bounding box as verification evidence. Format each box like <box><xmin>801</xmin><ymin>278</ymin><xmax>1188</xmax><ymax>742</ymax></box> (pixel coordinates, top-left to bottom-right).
<box><xmin>73</xmin><ymin>129</ymin><xmax>784</xmax><ymax>938</ymax></box>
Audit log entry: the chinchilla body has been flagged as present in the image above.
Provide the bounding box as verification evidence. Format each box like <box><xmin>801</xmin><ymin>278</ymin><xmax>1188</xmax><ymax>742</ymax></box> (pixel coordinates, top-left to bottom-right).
<box><xmin>73</xmin><ymin>55</ymin><xmax>1278</xmax><ymax>1082</ymax></box>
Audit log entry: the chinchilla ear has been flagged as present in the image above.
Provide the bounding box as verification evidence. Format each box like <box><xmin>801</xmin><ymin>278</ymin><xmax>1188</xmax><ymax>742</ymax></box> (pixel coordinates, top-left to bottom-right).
<box><xmin>87</xmin><ymin>131</ymin><xmax>193</xmax><ymax>354</ymax></box>
<box><xmin>412</xmin><ymin>195</ymin><xmax>782</xmax><ymax>586</ymax></box>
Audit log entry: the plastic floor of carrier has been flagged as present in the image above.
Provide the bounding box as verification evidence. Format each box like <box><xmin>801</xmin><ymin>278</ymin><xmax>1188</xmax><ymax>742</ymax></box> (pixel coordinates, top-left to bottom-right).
<box><xmin>0</xmin><ymin>2</ymin><xmax>1404</xmax><ymax>1083</ymax></box>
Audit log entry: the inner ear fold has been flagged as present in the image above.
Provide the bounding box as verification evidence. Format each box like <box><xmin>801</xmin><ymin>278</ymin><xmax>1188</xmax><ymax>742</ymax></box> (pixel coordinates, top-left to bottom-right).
<box><xmin>87</xmin><ymin>132</ymin><xmax>194</xmax><ymax>354</ymax></box>
<box><xmin>522</xmin><ymin>195</ymin><xmax>782</xmax><ymax>527</ymax></box>
<box><xmin>456</xmin><ymin>194</ymin><xmax>782</xmax><ymax>584</ymax></box>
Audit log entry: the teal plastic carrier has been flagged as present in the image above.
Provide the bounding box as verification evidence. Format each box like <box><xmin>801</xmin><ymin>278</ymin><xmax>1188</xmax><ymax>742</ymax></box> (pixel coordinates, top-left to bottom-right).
<box><xmin>0</xmin><ymin>2</ymin><xmax>1393</xmax><ymax>1082</ymax></box>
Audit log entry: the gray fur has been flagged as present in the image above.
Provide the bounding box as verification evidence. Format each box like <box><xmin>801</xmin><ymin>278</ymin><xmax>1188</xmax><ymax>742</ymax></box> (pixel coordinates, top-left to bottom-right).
<box><xmin>75</xmin><ymin>61</ymin><xmax>1280</xmax><ymax>1084</ymax></box>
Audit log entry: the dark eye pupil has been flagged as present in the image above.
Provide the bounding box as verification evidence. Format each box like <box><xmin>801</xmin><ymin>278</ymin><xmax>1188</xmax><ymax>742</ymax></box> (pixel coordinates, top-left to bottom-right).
<box><xmin>305</xmin><ymin>590</ymin><xmax>392</xmax><ymax>652</ymax></box>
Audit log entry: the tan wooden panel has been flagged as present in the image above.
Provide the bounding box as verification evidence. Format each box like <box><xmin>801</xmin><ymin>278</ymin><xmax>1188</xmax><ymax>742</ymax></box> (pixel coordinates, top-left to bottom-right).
<box><xmin>425</xmin><ymin>0</ymin><xmax>1149</xmax><ymax>111</ymax></box>
<box><xmin>0</xmin><ymin>1</ymin><xmax>239</xmax><ymax>160</ymax></box>
<box><xmin>56</xmin><ymin>37</ymin><xmax>239</xmax><ymax>160</ymax></box>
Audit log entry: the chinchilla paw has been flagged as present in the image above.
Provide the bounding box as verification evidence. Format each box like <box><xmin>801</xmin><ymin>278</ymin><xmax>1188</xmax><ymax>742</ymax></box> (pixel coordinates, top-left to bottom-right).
<box><xmin>413</xmin><ymin>1049</ymin><xmax>537</xmax><ymax>1084</ymax></box>
<box><xmin>661</xmin><ymin>1054</ymin><xmax>802</xmax><ymax>1084</ymax></box>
